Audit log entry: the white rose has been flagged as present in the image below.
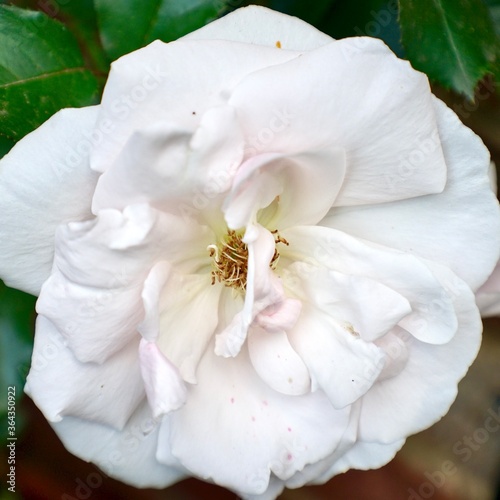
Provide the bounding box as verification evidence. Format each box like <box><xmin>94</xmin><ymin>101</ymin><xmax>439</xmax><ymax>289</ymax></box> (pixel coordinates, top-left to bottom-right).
<box><xmin>0</xmin><ymin>6</ymin><xmax>499</xmax><ymax>499</ymax></box>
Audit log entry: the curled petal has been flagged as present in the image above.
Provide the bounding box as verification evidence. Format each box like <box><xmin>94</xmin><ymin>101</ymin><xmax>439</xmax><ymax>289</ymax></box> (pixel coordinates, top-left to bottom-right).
<box><xmin>139</xmin><ymin>339</ymin><xmax>187</xmax><ymax>418</ymax></box>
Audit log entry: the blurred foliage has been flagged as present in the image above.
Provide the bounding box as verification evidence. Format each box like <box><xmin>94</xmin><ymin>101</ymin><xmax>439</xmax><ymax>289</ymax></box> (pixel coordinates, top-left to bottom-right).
<box><xmin>94</xmin><ymin>0</ymin><xmax>228</xmax><ymax>60</ymax></box>
<box><xmin>399</xmin><ymin>0</ymin><xmax>499</xmax><ymax>100</ymax></box>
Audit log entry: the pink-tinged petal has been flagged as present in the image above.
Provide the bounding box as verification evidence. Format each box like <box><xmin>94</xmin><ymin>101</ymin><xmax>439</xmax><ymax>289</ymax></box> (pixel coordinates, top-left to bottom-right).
<box><xmin>287</xmin><ymin>306</ymin><xmax>385</xmax><ymax>409</ymax></box>
<box><xmin>25</xmin><ymin>316</ymin><xmax>144</xmax><ymax>430</ymax></box>
<box><xmin>0</xmin><ymin>107</ymin><xmax>99</xmax><ymax>295</ymax></box>
<box><xmin>248</xmin><ymin>327</ymin><xmax>311</xmax><ymax>396</ymax></box>
<box><xmin>52</xmin><ymin>401</ymin><xmax>186</xmax><ymax>488</ymax></box>
<box><xmin>162</xmin><ymin>341</ymin><xmax>351</xmax><ymax>495</ymax></box>
<box><xmin>288</xmin><ymin>264</ymin><xmax>411</xmax><ymax>342</ymax></box>
<box><xmin>139</xmin><ymin>339</ymin><xmax>187</xmax><ymax>418</ymax></box>
<box><xmin>224</xmin><ymin>149</ymin><xmax>346</xmax><ymax>230</ymax></box>
<box><xmin>229</xmin><ymin>38</ymin><xmax>446</xmax><ymax>206</ymax></box>
<box><xmin>255</xmin><ymin>296</ymin><xmax>302</xmax><ymax>333</ymax></box>
<box><xmin>183</xmin><ymin>5</ymin><xmax>333</xmax><ymax>50</ymax></box>
<box><xmin>357</xmin><ymin>263</ymin><xmax>481</xmax><ymax>443</ymax></box>
<box><xmin>476</xmin><ymin>260</ymin><xmax>500</xmax><ymax>317</ymax></box>
<box><xmin>328</xmin><ymin>98</ymin><xmax>500</xmax><ymax>291</ymax></box>
<box><xmin>91</xmin><ymin>39</ymin><xmax>300</xmax><ymax>173</ymax></box>
<box><xmin>157</xmin><ymin>271</ymin><xmax>222</xmax><ymax>384</ymax></box>
<box><xmin>283</xmin><ymin>225</ymin><xmax>458</xmax><ymax>345</ymax></box>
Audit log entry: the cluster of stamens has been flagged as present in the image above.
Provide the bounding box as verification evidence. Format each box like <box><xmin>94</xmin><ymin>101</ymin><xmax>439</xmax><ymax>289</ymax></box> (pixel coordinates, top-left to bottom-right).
<box><xmin>208</xmin><ymin>229</ymin><xmax>288</xmax><ymax>291</ymax></box>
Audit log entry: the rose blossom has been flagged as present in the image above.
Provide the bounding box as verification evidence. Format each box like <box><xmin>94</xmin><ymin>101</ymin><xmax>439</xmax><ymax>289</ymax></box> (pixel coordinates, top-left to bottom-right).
<box><xmin>0</xmin><ymin>5</ymin><xmax>499</xmax><ymax>499</ymax></box>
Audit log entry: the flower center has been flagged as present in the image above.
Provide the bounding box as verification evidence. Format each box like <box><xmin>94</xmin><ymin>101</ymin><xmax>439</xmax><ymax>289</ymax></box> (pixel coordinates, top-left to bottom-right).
<box><xmin>208</xmin><ymin>229</ymin><xmax>288</xmax><ymax>290</ymax></box>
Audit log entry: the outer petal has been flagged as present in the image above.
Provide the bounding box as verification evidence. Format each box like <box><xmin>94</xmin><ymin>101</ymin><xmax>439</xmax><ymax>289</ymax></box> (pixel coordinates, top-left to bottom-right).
<box><xmin>91</xmin><ymin>39</ymin><xmax>300</xmax><ymax>173</ymax></box>
<box><xmin>0</xmin><ymin>106</ymin><xmax>99</xmax><ymax>295</ymax></box>
<box><xmin>327</xmin><ymin>98</ymin><xmax>500</xmax><ymax>290</ymax></box>
<box><xmin>183</xmin><ymin>5</ymin><xmax>333</xmax><ymax>50</ymax></box>
<box><xmin>51</xmin><ymin>400</ymin><xmax>186</xmax><ymax>488</ymax></box>
<box><xmin>161</xmin><ymin>341</ymin><xmax>351</xmax><ymax>495</ymax></box>
<box><xmin>357</xmin><ymin>263</ymin><xmax>481</xmax><ymax>444</ymax></box>
<box><xmin>25</xmin><ymin>316</ymin><xmax>144</xmax><ymax>430</ymax></box>
<box><xmin>229</xmin><ymin>38</ymin><xmax>447</xmax><ymax>206</ymax></box>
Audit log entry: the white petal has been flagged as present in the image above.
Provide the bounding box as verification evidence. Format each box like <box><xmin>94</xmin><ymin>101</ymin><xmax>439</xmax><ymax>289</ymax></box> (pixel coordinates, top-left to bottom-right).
<box><xmin>92</xmin><ymin>121</ymin><xmax>193</xmax><ymax>213</ymax></box>
<box><xmin>248</xmin><ymin>327</ymin><xmax>311</xmax><ymax>396</ymax></box>
<box><xmin>183</xmin><ymin>5</ymin><xmax>333</xmax><ymax>51</ymax></box>
<box><xmin>92</xmin><ymin>106</ymin><xmax>245</xmax><ymax>219</ymax></box>
<box><xmin>287</xmin><ymin>306</ymin><xmax>385</xmax><ymax>409</ymax></box>
<box><xmin>139</xmin><ymin>339</ymin><xmax>187</xmax><ymax>418</ymax></box>
<box><xmin>162</xmin><ymin>341</ymin><xmax>351</xmax><ymax>495</ymax></box>
<box><xmin>229</xmin><ymin>37</ymin><xmax>447</xmax><ymax>206</ymax></box>
<box><xmin>357</xmin><ymin>263</ymin><xmax>481</xmax><ymax>443</ymax></box>
<box><xmin>288</xmin><ymin>263</ymin><xmax>411</xmax><ymax>342</ymax></box>
<box><xmin>51</xmin><ymin>401</ymin><xmax>186</xmax><ymax>488</ymax></box>
<box><xmin>0</xmin><ymin>107</ymin><xmax>99</xmax><ymax>295</ymax></box>
<box><xmin>157</xmin><ymin>271</ymin><xmax>222</xmax><ymax>384</ymax></box>
<box><xmin>91</xmin><ymin>39</ymin><xmax>300</xmax><ymax>173</ymax></box>
<box><xmin>25</xmin><ymin>316</ymin><xmax>144</xmax><ymax>430</ymax></box>
<box><xmin>224</xmin><ymin>149</ymin><xmax>346</xmax><ymax>230</ymax></box>
<box><xmin>328</xmin><ymin>98</ymin><xmax>500</xmax><ymax>290</ymax></box>
<box><xmin>138</xmin><ymin>261</ymin><xmax>171</xmax><ymax>341</ymax></box>
<box><xmin>284</xmin><ymin>225</ymin><xmax>458</xmax><ymax>344</ymax></box>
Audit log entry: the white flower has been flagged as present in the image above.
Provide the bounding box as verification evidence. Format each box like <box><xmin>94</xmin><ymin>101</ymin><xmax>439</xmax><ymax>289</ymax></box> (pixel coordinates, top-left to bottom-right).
<box><xmin>0</xmin><ymin>6</ymin><xmax>499</xmax><ymax>499</ymax></box>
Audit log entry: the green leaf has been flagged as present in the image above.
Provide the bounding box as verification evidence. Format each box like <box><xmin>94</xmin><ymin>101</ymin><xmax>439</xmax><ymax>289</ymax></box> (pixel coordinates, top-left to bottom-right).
<box><xmin>0</xmin><ymin>5</ymin><xmax>100</xmax><ymax>141</ymax></box>
<box><xmin>0</xmin><ymin>280</ymin><xmax>36</xmax><ymax>417</ymax></box>
<box><xmin>95</xmin><ymin>0</ymin><xmax>227</xmax><ymax>61</ymax></box>
<box><xmin>399</xmin><ymin>0</ymin><xmax>499</xmax><ymax>99</ymax></box>
<box><xmin>0</xmin><ymin>134</ymin><xmax>15</xmax><ymax>160</ymax></box>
